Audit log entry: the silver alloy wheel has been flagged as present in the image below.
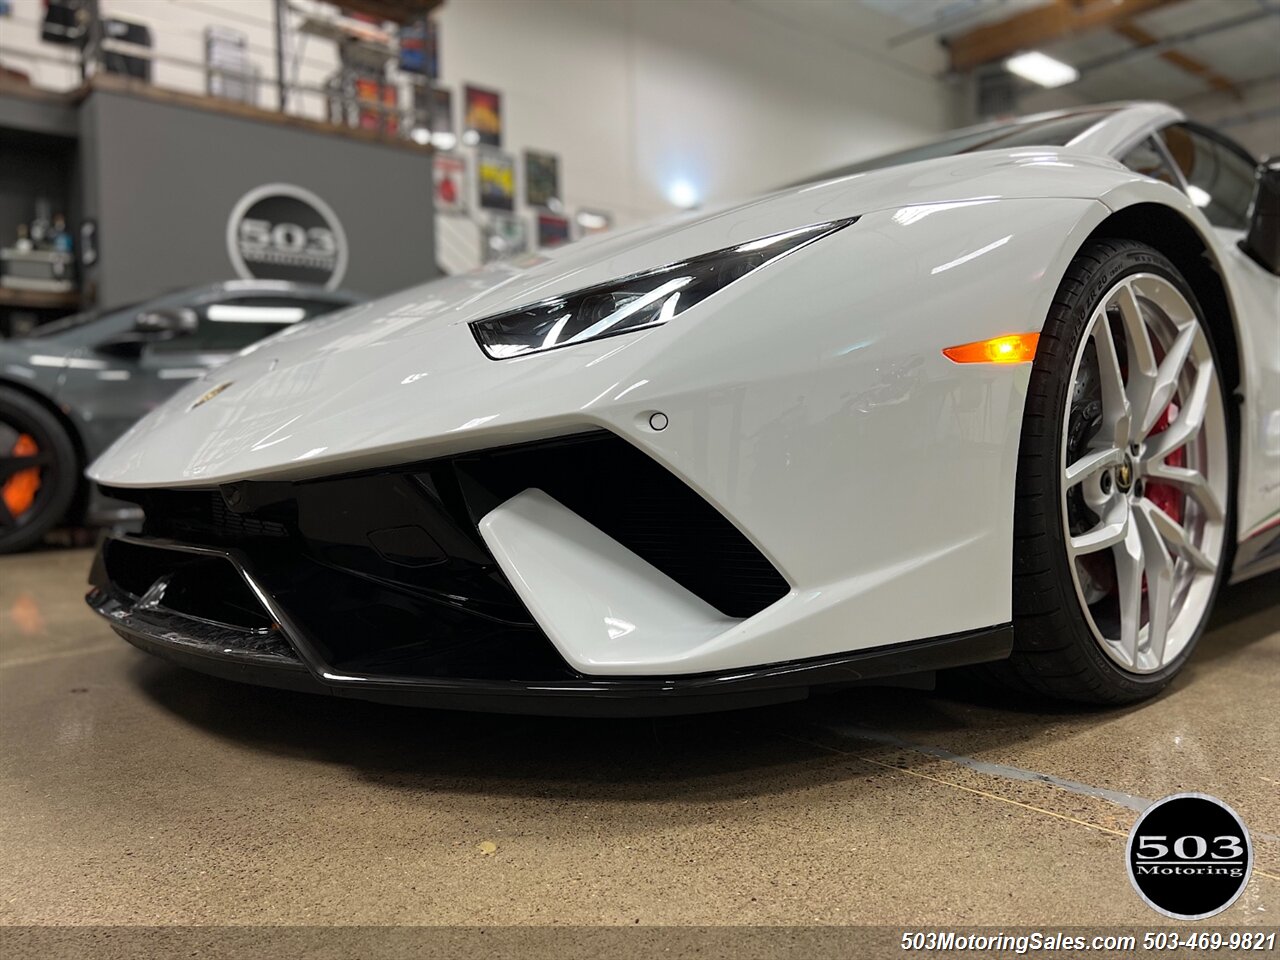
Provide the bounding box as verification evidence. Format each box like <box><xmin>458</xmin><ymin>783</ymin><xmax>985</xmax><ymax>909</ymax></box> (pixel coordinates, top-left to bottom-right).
<box><xmin>1060</xmin><ymin>273</ymin><xmax>1228</xmax><ymax>675</ymax></box>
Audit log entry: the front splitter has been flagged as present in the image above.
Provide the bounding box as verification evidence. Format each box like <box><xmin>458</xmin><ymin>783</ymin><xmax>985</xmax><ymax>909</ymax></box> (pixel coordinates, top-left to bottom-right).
<box><xmin>90</xmin><ymin>582</ymin><xmax>1012</xmax><ymax>716</ymax></box>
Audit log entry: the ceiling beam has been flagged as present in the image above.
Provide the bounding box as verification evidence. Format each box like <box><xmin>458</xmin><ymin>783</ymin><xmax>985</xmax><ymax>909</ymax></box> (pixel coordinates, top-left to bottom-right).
<box><xmin>1111</xmin><ymin>20</ymin><xmax>1243</xmax><ymax>99</ymax></box>
<box><xmin>947</xmin><ymin>0</ymin><xmax>1178</xmax><ymax>72</ymax></box>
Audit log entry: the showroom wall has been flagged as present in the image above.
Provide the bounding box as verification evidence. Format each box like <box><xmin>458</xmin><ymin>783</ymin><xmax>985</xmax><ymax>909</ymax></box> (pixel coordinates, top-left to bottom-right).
<box><xmin>433</xmin><ymin>0</ymin><xmax>956</xmax><ymax>219</ymax></box>
<box><xmin>0</xmin><ymin>0</ymin><xmax>961</xmax><ymax>274</ymax></box>
<box><xmin>431</xmin><ymin>0</ymin><xmax>959</xmax><ymax>269</ymax></box>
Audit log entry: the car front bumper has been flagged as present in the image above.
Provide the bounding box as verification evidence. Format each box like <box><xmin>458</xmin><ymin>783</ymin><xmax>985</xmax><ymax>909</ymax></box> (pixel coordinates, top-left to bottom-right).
<box><xmin>86</xmin><ymin>431</ymin><xmax>1013</xmax><ymax>715</ymax></box>
<box><xmin>87</xmin><ymin>534</ymin><xmax>1011</xmax><ymax>715</ymax></box>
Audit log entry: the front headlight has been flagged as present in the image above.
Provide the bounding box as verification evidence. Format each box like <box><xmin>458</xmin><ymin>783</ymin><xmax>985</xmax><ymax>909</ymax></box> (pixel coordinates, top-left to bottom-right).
<box><xmin>469</xmin><ymin>217</ymin><xmax>857</xmax><ymax>359</ymax></box>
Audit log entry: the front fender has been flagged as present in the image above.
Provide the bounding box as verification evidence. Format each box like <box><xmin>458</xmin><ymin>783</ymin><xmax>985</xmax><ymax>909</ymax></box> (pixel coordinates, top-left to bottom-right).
<box><xmin>564</xmin><ymin>195</ymin><xmax>1113</xmax><ymax>670</ymax></box>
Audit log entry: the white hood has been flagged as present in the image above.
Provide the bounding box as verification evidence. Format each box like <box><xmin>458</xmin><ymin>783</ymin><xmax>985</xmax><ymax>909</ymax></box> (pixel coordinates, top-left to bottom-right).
<box><xmin>88</xmin><ymin>148</ymin><xmax>1128</xmax><ymax>488</ymax></box>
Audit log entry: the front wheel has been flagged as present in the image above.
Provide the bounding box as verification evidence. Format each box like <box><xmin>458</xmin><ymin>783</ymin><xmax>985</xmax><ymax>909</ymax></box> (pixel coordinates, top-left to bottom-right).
<box><xmin>0</xmin><ymin>387</ymin><xmax>79</xmax><ymax>554</ymax></box>
<box><xmin>1005</xmin><ymin>239</ymin><xmax>1234</xmax><ymax>704</ymax></box>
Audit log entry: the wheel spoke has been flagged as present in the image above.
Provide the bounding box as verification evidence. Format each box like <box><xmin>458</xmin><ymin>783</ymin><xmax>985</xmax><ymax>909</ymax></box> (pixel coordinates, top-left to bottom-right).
<box><xmin>1071</xmin><ymin>510</ymin><xmax>1128</xmax><ymax>555</ymax></box>
<box><xmin>1132</xmin><ymin>502</ymin><xmax>1175</xmax><ymax>665</ymax></box>
<box><xmin>0</xmin><ymin>496</ymin><xmax>14</xmax><ymax>528</ymax></box>
<box><xmin>1144</xmin><ymin>361</ymin><xmax>1211</xmax><ymax>462</ymax></box>
<box><xmin>1111</xmin><ymin>509</ymin><xmax>1144</xmax><ymax>666</ymax></box>
<box><xmin>1138</xmin><ymin>323</ymin><xmax>1196</xmax><ymax>437</ymax></box>
<box><xmin>1090</xmin><ymin>311</ymin><xmax>1131</xmax><ymax>447</ymax></box>
<box><xmin>1145</xmin><ymin>461</ymin><xmax>1223</xmax><ymax>522</ymax></box>
<box><xmin>1143</xmin><ymin>499</ymin><xmax>1217</xmax><ymax>572</ymax></box>
<box><xmin>1065</xmin><ymin>445</ymin><xmax>1124</xmax><ymax>489</ymax></box>
<box><xmin>0</xmin><ymin>453</ymin><xmax>53</xmax><ymax>480</ymax></box>
<box><xmin>1112</xmin><ymin>282</ymin><xmax>1158</xmax><ymax>445</ymax></box>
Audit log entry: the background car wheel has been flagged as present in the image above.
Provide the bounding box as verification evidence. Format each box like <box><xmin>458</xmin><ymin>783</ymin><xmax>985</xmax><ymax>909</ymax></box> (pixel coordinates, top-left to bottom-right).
<box><xmin>1003</xmin><ymin>238</ymin><xmax>1235</xmax><ymax>704</ymax></box>
<box><xmin>0</xmin><ymin>387</ymin><xmax>79</xmax><ymax>555</ymax></box>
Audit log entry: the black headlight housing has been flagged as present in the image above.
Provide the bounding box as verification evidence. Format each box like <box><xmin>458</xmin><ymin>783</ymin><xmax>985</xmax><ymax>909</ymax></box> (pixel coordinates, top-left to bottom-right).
<box><xmin>469</xmin><ymin>217</ymin><xmax>857</xmax><ymax>359</ymax></box>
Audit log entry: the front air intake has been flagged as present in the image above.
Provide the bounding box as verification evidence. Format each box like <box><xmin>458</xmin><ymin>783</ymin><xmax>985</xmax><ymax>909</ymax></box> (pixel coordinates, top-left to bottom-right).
<box><xmin>93</xmin><ymin>537</ymin><xmax>300</xmax><ymax>665</ymax></box>
<box><xmin>451</xmin><ymin>432</ymin><xmax>790</xmax><ymax>619</ymax></box>
<box><xmin>99</xmin><ymin>430</ymin><xmax>788</xmax><ymax>682</ymax></box>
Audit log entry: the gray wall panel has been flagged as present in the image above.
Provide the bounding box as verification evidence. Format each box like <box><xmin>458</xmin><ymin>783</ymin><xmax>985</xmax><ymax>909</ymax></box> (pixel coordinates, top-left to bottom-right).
<box><xmin>83</xmin><ymin>90</ymin><xmax>434</xmax><ymax>308</ymax></box>
<box><xmin>0</xmin><ymin>90</ymin><xmax>78</xmax><ymax>140</ymax></box>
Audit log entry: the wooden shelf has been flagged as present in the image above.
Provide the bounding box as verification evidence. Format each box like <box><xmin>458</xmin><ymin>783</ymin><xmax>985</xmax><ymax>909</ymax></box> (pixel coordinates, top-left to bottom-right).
<box><xmin>0</xmin><ymin>286</ymin><xmax>83</xmax><ymax>310</ymax></box>
<box><xmin>85</xmin><ymin>74</ymin><xmax>432</xmax><ymax>155</ymax></box>
<box><xmin>336</xmin><ymin>0</ymin><xmax>445</xmax><ymax>24</ymax></box>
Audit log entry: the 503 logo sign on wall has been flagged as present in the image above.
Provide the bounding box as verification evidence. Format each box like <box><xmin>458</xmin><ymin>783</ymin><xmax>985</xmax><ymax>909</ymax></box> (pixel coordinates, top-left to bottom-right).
<box><xmin>227</xmin><ymin>184</ymin><xmax>348</xmax><ymax>289</ymax></box>
<box><xmin>1127</xmin><ymin>793</ymin><xmax>1253</xmax><ymax>920</ymax></box>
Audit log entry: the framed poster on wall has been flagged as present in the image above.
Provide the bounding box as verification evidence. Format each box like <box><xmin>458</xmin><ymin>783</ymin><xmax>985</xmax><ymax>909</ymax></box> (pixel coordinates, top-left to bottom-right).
<box><xmin>430</xmin><ymin>85</ymin><xmax>454</xmax><ymax>149</ymax></box>
<box><xmin>524</xmin><ymin>151</ymin><xmax>561</xmax><ymax>210</ymax></box>
<box><xmin>536</xmin><ymin>213</ymin><xmax>570</xmax><ymax>248</ymax></box>
<box><xmin>412</xmin><ymin>82</ymin><xmax>454</xmax><ymax>149</ymax></box>
<box><xmin>354</xmin><ymin>76</ymin><xmax>397</xmax><ymax>135</ymax></box>
<box><xmin>477</xmin><ymin>150</ymin><xmax>515</xmax><ymax>212</ymax></box>
<box><xmin>399</xmin><ymin>18</ymin><xmax>438</xmax><ymax>79</ymax></box>
<box><xmin>434</xmin><ymin>153</ymin><xmax>467</xmax><ymax>215</ymax></box>
<box><xmin>463</xmin><ymin>85</ymin><xmax>502</xmax><ymax>148</ymax></box>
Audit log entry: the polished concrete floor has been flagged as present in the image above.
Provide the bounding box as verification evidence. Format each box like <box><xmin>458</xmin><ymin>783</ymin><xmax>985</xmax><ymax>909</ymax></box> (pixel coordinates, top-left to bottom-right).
<box><xmin>1</xmin><ymin>546</ymin><xmax>1276</xmax><ymax>928</ymax></box>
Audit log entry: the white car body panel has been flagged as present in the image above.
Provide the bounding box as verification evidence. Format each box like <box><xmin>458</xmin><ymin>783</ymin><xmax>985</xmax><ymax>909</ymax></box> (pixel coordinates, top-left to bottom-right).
<box><xmin>480</xmin><ymin>489</ymin><xmax>739</xmax><ymax>673</ymax></box>
<box><xmin>88</xmin><ymin>103</ymin><xmax>1280</xmax><ymax>677</ymax></box>
<box><xmin>1212</xmin><ymin>234</ymin><xmax>1280</xmax><ymax>550</ymax></box>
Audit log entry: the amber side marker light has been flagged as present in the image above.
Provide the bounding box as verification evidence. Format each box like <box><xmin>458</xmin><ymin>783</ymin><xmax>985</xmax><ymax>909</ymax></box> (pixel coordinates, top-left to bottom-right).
<box><xmin>943</xmin><ymin>333</ymin><xmax>1040</xmax><ymax>364</ymax></box>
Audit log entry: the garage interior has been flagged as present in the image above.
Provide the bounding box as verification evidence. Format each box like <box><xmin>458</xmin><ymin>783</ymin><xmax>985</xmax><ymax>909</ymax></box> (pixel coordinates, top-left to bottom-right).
<box><xmin>1</xmin><ymin>0</ymin><xmax>1278</xmax><ymax>945</ymax></box>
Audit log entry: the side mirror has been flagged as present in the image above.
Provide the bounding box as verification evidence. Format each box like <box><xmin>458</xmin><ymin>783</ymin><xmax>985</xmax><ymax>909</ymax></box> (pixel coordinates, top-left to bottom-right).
<box><xmin>1241</xmin><ymin>155</ymin><xmax>1280</xmax><ymax>275</ymax></box>
<box><xmin>99</xmin><ymin>307</ymin><xmax>198</xmax><ymax>357</ymax></box>
<box><xmin>134</xmin><ymin>307</ymin><xmax>199</xmax><ymax>337</ymax></box>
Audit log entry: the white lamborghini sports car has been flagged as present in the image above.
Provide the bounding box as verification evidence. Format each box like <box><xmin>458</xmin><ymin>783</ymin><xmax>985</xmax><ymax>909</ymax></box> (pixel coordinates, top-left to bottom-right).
<box><xmin>85</xmin><ymin>103</ymin><xmax>1279</xmax><ymax>715</ymax></box>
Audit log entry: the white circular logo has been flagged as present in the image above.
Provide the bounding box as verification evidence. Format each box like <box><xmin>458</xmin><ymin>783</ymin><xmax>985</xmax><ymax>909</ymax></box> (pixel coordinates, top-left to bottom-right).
<box><xmin>226</xmin><ymin>183</ymin><xmax>348</xmax><ymax>290</ymax></box>
<box><xmin>1127</xmin><ymin>792</ymin><xmax>1253</xmax><ymax>920</ymax></box>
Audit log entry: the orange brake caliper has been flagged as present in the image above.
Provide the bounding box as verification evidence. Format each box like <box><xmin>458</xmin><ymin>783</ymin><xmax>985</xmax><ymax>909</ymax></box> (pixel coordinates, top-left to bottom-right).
<box><xmin>2</xmin><ymin>434</ymin><xmax>42</xmax><ymax>518</ymax></box>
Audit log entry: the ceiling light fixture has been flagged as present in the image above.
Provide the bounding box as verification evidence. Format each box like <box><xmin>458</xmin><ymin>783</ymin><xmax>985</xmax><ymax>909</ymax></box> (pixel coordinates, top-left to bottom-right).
<box><xmin>1005</xmin><ymin>51</ymin><xmax>1079</xmax><ymax>88</ymax></box>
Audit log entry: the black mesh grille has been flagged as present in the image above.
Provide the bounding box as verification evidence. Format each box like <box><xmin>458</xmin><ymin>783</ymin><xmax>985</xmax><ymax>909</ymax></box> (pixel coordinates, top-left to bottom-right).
<box><xmin>137</xmin><ymin>490</ymin><xmax>291</xmax><ymax>542</ymax></box>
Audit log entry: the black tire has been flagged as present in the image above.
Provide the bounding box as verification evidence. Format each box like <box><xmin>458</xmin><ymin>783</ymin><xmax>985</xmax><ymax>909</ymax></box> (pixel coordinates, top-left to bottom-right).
<box><xmin>0</xmin><ymin>386</ymin><xmax>80</xmax><ymax>554</ymax></box>
<box><xmin>1001</xmin><ymin>238</ymin><xmax>1235</xmax><ymax>704</ymax></box>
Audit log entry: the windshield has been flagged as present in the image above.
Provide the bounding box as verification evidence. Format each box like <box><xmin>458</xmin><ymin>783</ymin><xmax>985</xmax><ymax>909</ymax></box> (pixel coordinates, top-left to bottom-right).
<box><xmin>793</xmin><ymin>109</ymin><xmax>1116</xmax><ymax>186</ymax></box>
